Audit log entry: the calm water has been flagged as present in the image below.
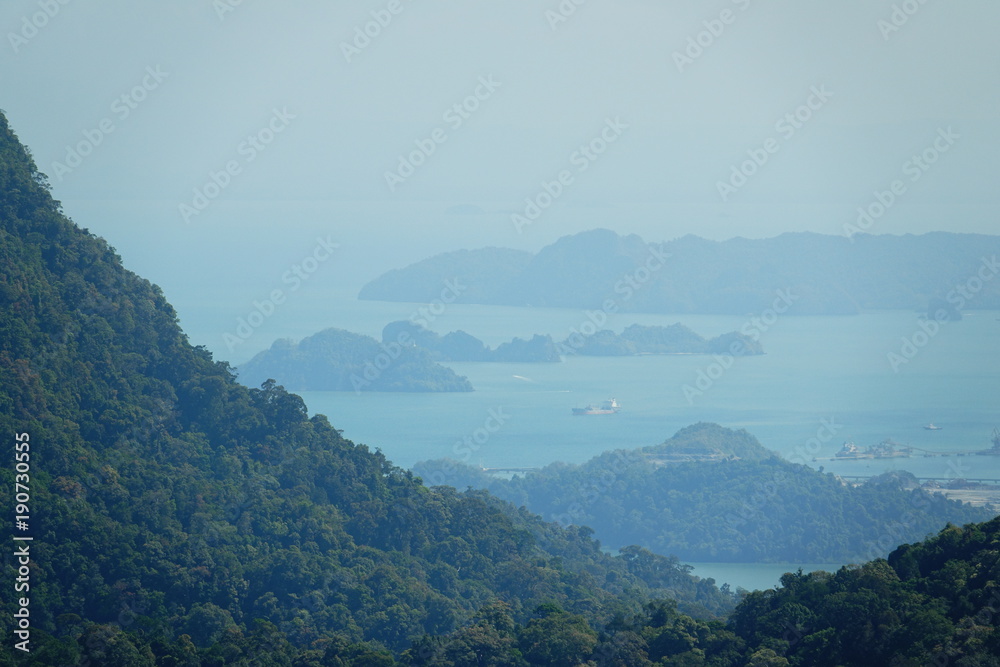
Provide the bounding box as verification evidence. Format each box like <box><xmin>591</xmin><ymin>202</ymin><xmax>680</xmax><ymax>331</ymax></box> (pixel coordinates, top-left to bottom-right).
<box><xmin>297</xmin><ymin>303</ymin><xmax>1000</xmax><ymax>474</ymax></box>
<box><xmin>686</xmin><ymin>562</ymin><xmax>846</xmax><ymax>593</ymax></box>
<box><xmin>288</xmin><ymin>301</ymin><xmax>999</xmax><ymax>590</ymax></box>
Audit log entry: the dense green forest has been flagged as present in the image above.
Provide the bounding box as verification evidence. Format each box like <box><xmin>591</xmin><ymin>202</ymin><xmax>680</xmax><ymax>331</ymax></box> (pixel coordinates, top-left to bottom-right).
<box><xmin>238</xmin><ymin>328</ymin><xmax>474</xmax><ymax>392</ymax></box>
<box><xmin>0</xmin><ymin>111</ymin><xmax>732</xmax><ymax>663</ymax></box>
<box><xmin>359</xmin><ymin>228</ymin><xmax>1000</xmax><ymax>315</ymax></box>
<box><xmin>414</xmin><ymin>424</ymin><xmax>994</xmax><ymax>563</ymax></box>
<box><xmin>408</xmin><ymin>517</ymin><xmax>1000</xmax><ymax>667</ymax></box>
<box><xmin>3</xmin><ymin>110</ymin><xmax>999</xmax><ymax>665</ymax></box>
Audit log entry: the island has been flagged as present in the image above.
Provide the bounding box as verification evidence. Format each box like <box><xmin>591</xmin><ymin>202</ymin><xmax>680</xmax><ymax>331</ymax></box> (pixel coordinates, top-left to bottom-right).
<box><xmin>238</xmin><ymin>328</ymin><xmax>474</xmax><ymax>392</ymax></box>
<box><xmin>359</xmin><ymin>228</ymin><xmax>1000</xmax><ymax>315</ymax></box>
<box><xmin>559</xmin><ymin>323</ymin><xmax>764</xmax><ymax>356</ymax></box>
<box><xmin>382</xmin><ymin>321</ymin><xmax>562</xmax><ymax>362</ymax></box>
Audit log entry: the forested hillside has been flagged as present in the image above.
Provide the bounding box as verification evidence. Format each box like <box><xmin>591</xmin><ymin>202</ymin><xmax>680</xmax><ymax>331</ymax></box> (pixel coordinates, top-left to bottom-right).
<box><xmin>414</xmin><ymin>424</ymin><xmax>994</xmax><ymax>562</ymax></box>
<box><xmin>727</xmin><ymin>518</ymin><xmax>1000</xmax><ymax>666</ymax></box>
<box><xmin>0</xmin><ymin>112</ymin><xmax>733</xmax><ymax>664</ymax></box>
<box><xmin>408</xmin><ymin>517</ymin><xmax>1000</xmax><ymax>667</ymax></box>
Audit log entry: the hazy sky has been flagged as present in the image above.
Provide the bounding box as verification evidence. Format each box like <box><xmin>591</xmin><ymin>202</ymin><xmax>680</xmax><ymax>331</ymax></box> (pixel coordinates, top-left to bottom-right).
<box><xmin>2</xmin><ymin>0</ymin><xmax>998</xmax><ymax>358</ymax></box>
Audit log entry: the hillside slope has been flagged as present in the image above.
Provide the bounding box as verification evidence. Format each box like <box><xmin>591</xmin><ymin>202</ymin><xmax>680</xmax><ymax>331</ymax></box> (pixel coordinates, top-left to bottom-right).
<box><xmin>0</xmin><ymin>112</ymin><xmax>733</xmax><ymax>664</ymax></box>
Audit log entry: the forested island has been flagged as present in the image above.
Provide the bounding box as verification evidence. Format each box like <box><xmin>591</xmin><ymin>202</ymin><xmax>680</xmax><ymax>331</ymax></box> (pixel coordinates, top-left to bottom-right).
<box><xmin>359</xmin><ymin>228</ymin><xmax>1000</xmax><ymax>315</ymax></box>
<box><xmin>414</xmin><ymin>423</ymin><xmax>993</xmax><ymax>563</ymax></box>
<box><xmin>381</xmin><ymin>321</ymin><xmax>562</xmax><ymax>362</ymax></box>
<box><xmin>381</xmin><ymin>320</ymin><xmax>761</xmax><ymax>361</ymax></box>
<box><xmin>238</xmin><ymin>328</ymin><xmax>474</xmax><ymax>392</ymax></box>
<box><xmin>560</xmin><ymin>324</ymin><xmax>763</xmax><ymax>357</ymax></box>
<box><xmin>2</xmin><ymin>110</ymin><xmax>999</xmax><ymax>665</ymax></box>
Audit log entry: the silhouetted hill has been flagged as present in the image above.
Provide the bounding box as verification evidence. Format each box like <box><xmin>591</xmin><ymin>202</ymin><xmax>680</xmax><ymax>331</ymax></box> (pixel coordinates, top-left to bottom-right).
<box><xmin>357</xmin><ymin>247</ymin><xmax>532</xmax><ymax>304</ymax></box>
<box><xmin>503</xmin><ymin>229</ymin><xmax>654</xmax><ymax>308</ymax></box>
<box><xmin>360</xmin><ymin>229</ymin><xmax>1000</xmax><ymax>315</ymax></box>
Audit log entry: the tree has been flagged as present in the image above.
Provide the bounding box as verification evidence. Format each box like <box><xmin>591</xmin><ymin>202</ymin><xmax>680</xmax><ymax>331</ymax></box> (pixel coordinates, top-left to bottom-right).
<box><xmin>518</xmin><ymin>605</ymin><xmax>598</xmax><ymax>667</ymax></box>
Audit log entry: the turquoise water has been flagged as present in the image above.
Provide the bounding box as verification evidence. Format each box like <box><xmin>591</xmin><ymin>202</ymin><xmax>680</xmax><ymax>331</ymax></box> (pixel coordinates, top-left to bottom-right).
<box><xmin>686</xmin><ymin>563</ymin><xmax>846</xmax><ymax>593</ymax></box>
<box><xmin>297</xmin><ymin>304</ymin><xmax>1000</xmax><ymax>475</ymax></box>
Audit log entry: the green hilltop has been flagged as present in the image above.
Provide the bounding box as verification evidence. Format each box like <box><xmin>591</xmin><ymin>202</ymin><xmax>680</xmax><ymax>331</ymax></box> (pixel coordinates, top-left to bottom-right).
<box><xmin>415</xmin><ymin>423</ymin><xmax>993</xmax><ymax>563</ymax></box>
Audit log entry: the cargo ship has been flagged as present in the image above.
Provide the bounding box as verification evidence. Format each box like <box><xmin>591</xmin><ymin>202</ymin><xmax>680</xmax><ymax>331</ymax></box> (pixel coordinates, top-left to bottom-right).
<box><xmin>572</xmin><ymin>398</ymin><xmax>620</xmax><ymax>415</ymax></box>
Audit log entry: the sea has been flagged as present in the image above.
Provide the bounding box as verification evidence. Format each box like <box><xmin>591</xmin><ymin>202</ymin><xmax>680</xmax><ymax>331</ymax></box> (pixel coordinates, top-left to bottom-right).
<box><xmin>250</xmin><ymin>299</ymin><xmax>1000</xmax><ymax>592</ymax></box>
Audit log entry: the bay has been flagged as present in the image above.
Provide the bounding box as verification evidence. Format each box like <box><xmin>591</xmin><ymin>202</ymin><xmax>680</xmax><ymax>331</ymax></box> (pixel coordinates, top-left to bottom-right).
<box><xmin>289</xmin><ymin>301</ymin><xmax>1000</xmax><ymax>591</ymax></box>
<box><xmin>297</xmin><ymin>303</ymin><xmax>1000</xmax><ymax>475</ymax></box>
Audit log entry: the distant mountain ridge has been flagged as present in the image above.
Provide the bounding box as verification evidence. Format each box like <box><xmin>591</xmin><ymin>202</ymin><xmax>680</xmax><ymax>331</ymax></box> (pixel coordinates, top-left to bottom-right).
<box><xmin>359</xmin><ymin>229</ymin><xmax>1000</xmax><ymax>315</ymax></box>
